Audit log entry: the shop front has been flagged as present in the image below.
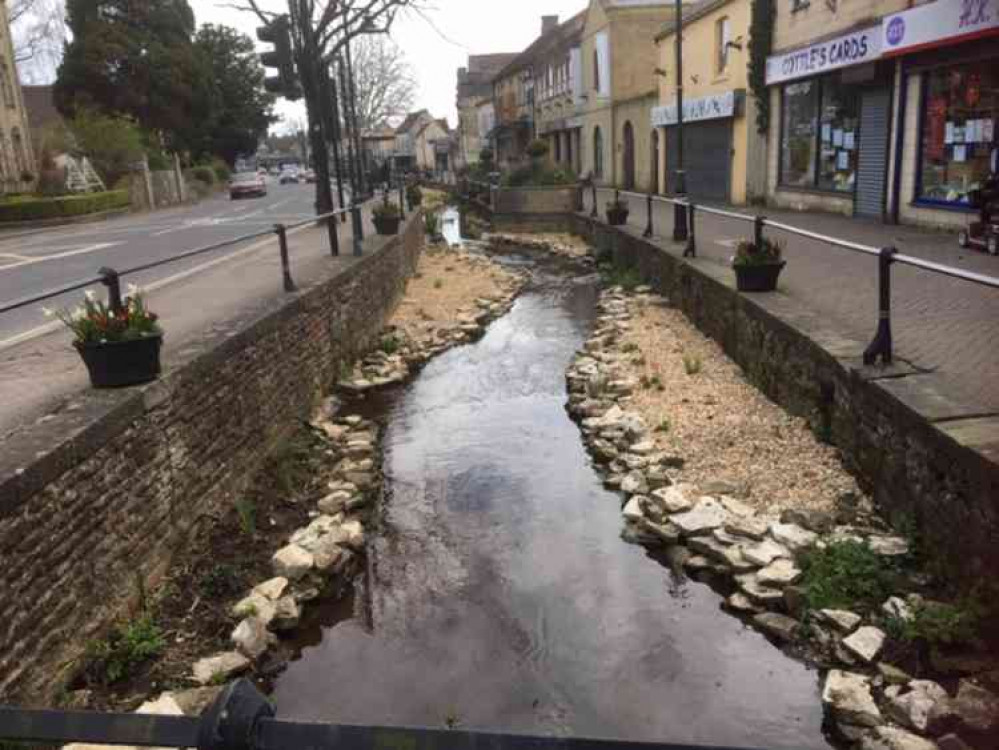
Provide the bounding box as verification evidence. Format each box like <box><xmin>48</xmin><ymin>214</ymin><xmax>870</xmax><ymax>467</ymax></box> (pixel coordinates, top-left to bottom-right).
<box><xmin>652</xmin><ymin>90</ymin><xmax>744</xmax><ymax>202</ymax></box>
<box><xmin>766</xmin><ymin>25</ymin><xmax>894</xmax><ymax>218</ymax></box>
<box><xmin>883</xmin><ymin>0</ymin><xmax>999</xmax><ymax>228</ymax></box>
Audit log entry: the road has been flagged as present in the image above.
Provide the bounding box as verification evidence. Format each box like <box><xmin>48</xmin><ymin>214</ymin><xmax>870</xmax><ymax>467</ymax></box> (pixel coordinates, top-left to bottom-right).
<box><xmin>0</xmin><ymin>179</ymin><xmax>338</xmax><ymax>348</ymax></box>
<box><xmin>0</xmin><ymin>179</ymin><xmax>376</xmax><ymax>441</ymax></box>
<box><xmin>584</xmin><ymin>187</ymin><xmax>999</xmax><ymax>415</ymax></box>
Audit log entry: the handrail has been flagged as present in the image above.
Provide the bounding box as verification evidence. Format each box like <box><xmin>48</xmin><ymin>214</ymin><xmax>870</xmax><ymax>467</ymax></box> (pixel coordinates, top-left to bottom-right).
<box><xmin>582</xmin><ymin>183</ymin><xmax>999</xmax><ymax>365</ymax></box>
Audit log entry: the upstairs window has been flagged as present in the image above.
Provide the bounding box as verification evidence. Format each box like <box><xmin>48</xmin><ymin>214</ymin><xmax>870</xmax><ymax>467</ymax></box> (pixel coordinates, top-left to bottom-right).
<box><xmin>716</xmin><ymin>17</ymin><xmax>731</xmax><ymax>73</ymax></box>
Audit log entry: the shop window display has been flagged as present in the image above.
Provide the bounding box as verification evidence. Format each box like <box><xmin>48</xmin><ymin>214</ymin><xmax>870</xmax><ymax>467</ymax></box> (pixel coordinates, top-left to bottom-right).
<box><xmin>918</xmin><ymin>63</ymin><xmax>999</xmax><ymax>206</ymax></box>
<box><xmin>780</xmin><ymin>76</ymin><xmax>859</xmax><ymax>193</ymax></box>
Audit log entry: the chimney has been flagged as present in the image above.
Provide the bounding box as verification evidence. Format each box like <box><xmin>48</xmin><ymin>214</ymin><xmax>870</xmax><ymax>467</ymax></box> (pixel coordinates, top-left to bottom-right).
<box><xmin>541</xmin><ymin>15</ymin><xmax>559</xmax><ymax>35</ymax></box>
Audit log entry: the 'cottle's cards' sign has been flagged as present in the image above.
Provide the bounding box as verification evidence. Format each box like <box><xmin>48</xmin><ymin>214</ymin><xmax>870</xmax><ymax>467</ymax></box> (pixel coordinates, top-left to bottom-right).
<box><xmin>765</xmin><ymin>27</ymin><xmax>881</xmax><ymax>85</ymax></box>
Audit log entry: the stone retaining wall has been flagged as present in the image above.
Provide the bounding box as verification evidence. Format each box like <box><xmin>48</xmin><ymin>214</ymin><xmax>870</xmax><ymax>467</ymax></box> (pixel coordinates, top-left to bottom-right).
<box><xmin>0</xmin><ymin>214</ymin><xmax>424</xmax><ymax>705</ymax></box>
<box><xmin>569</xmin><ymin>214</ymin><xmax>999</xmax><ymax>583</ymax></box>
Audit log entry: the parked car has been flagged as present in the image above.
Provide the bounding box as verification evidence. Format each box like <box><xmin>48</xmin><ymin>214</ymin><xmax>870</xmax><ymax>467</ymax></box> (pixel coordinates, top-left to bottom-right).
<box><xmin>229</xmin><ymin>171</ymin><xmax>267</xmax><ymax>199</ymax></box>
<box><xmin>280</xmin><ymin>170</ymin><xmax>300</xmax><ymax>185</ymax></box>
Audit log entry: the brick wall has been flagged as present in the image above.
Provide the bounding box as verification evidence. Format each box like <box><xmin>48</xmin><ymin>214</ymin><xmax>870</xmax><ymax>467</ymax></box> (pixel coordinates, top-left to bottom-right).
<box><xmin>0</xmin><ymin>215</ymin><xmax>423</xmax><ymax>705</ymax></box>
<box><xmin>569</xmin><ymin>214</ymin><xmax>999</xmax><ymax>583</ymax></box>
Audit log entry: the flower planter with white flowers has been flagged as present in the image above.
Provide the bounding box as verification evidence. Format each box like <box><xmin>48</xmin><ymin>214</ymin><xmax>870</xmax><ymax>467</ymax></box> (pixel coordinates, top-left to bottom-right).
<box><xmin>48</xmin><ymin>287</ymin><xmax>163</xmax><ymax>388</ymax></box>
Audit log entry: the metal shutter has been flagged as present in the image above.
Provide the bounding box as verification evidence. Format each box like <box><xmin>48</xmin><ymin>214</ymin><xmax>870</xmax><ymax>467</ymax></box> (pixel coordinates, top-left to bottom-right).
<box><xmin>665</xmin><ymin>120</ymin><xmax>732</xmax><ymax>202</ymax></box>
<box><xmin>855</xmin><ymin>87</ymin><xmax>891</xmax><ymax>219</ymax></box>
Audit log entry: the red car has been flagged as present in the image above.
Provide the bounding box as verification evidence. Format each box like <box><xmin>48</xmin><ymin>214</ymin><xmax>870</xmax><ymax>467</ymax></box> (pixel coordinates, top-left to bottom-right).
<box><xmin>229</xmin><ymin>172</ymin><xmax>268</xmax><ymax>199</ymax></box>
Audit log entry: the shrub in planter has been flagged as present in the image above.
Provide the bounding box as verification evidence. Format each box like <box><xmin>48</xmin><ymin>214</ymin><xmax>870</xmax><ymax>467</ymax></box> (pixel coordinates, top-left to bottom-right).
<box><xmin>606</xmin><ymin>196</ymin><xmax>629</xmax><ymax>226</ymax></box>
<box><xmin>373</xmin><ymin>200</ymin><xmax>402</xmax><ymax>235</ymax></box>
<box><xmin>406</xmin><ymin>184</ymin><xmax>423</xmax><ymax>207</ymax></box>
<box><xmin>527</xmin><ymin>139</ymin><xmax>550</xmax><ymax>160</ymax></box>
<box><xmin>47</xmin><ymin>286</ymin><xmax>163</xmax><ymax>388</ymax></box>
<box><xmin>732</xmin><ymin>236</ymin><xmax>786</xmax><ymax>292</ymax></box>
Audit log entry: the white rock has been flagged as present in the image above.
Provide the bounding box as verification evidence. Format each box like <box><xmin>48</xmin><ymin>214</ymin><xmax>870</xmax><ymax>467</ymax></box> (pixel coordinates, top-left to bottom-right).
<box><xmin>867</xmin><ymin>535</ymin><xmax>910</xmax><ymax>557</ymax></box>
<box><xmin>622</xmin><ymin>496</ymin><xmax>645</xmax><ymax>522</ymax></box>
<box><xmin>630</xmin><ymin>440</ymin><xmax>656</xmax><ymax>455</ymax></box>
<box><xmin>718</xmin><ymin>496</ymin><xmax>754</xmax><ymax>517</ymax></box>
<box><xmin>318</xmin><ymin>491</ymin><xmax>352</xmax><ymax>514</ymax></box>
<box><xmin>231</xmin><ymin>616</ymin><xmax>273</xmax><ymax>659</ymax></box>
<box><xmin>231</xmin><ymin>593</ymin><xmax>276</xmax><ymax>625</ymax></box>
<box><xmin>649</xmin><ymin>486</ymin><xmax>693</xmax><ymax>514</ymax></box>
<box><xmin>271</xmin><ymin>544</ymin><xmax>314</xmax><ymax>580</ymax></box>
<box><xmin>858</xmin><ymin>726</ymin><xmax>939</xmax><ymax>750</ymax></box>
<box><xmin>769</xmin><ymin>522</ymin><xmax>818</xmax><ymax>551</ymax></box>
<box><xmin>843</xmin><ymin>626</ymin><xmax>887</xmax><ymax>663</ymax></box>
<box><xmin>672</xmin><ymin>497</ymin><xmax>729</xmax><ymax>536</ymax></box>
<box><xmin>313</xmin><ymin>538</ymin><xmax>346</xmax><ymax>572</ymax></box>
<box><xmin>271</xmin><ymin>596</ymin><xmax>301</xmax><ymax>632</ymax></box>
<box><xmin>819</xmin><ymin>609</ymin><xmax>862</xmax><ymax>633</ymax></box>
<box><xmin>743</xmin><ymin>539</ymin><xmax>791</xmax><ymax>567</ymax></box>
<box><xmin>885</xmin><ymin>680</ymin><xmax>949</xmax><ymax>732</ymax></box>
<box><xmin>883</xmin><ymin>596</ymin><xmax>915</xmax><ymax>622</ymax></box>
<box><xmin>620</xmin><ymin>471</ymin><xmax>649</xmax><ymax>495</ymax></box>
<box><xmin>753</xmin><ymin>612</ymin><xmax>800</xmax><ymax>642</ymax></box>
<box><xmin>635</xmin><ymin>518</ymin><xmax>681</xmax><ymax>544</ymax></box>
<box><xmin>252</xmin><ymin>577</ymin><xmax>289</xmax><ymax>601</ymax></box>
<box><xmin>952</xmin><ymin>679</ymin><xmax>999</xmax><ymax>732</ymax></box>
<box><xmin>191</xmin><ymin>652</ymin><xmax>251</xmax><ymax>685</ymax></box>
<box><xmin>735</xmin><ymin>573</ymin><xmax>786</xmax><ymax>606</ymax></box>
<box><xmin>339</xmin><ymin>519</ymin><xmax>365</xmax><ymax>550</ymax></box>
<box><xmin>725</xmin><ymin>516</ymin><xmax>769</xmax><ymax>540</ymax></box>
<box><xmin>757</xmin><ymin>558</ymin><xmax>802</xmax><ymax>587</ymax></box>
<box><xmin>725</xmin><ymin>592</ymin><xmax>760</xmax><ymax>613</ymax></box>
<box><xmin>822</xmin><ymin>670</ymin><xmax>883</xmax><ymax>727</ymax></box>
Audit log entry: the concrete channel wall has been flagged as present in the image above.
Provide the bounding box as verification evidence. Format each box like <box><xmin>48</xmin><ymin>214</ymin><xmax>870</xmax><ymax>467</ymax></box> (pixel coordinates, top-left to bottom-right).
<box><xmin>567</xmin><ymin>214</ymin><xmax>998</xmax><ymax>584</ymax></box>
<box><xmin>0</xmin><ymin>213</ymin><xmax>424</xmax><ymax>704</ymax></box>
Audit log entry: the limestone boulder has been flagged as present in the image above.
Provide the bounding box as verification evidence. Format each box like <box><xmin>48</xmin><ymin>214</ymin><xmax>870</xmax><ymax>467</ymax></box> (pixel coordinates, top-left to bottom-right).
<box><xmin>672</xmin><ymin>497</ymin><xmax>728</xmax><ymax>536</ymax></box>
<box><xmin>271</xmin><ymin>544</ymin><xmax>314</xmax><ymax>580</ymax></box>
<box><xmin>822</xmin><ymin>670</ymin><xmax>883</xmax><ymax>727</ymax></box>
<box><xmin>191</xmin><ymin>652</ymin><xmax>251</xmax><ymax>685</ymax></box>
<box><xmin>843</xmin><ymin>626</ymin><xmax>887</xmax><ymax>663</ymax></box>
<box><xmin>858</xmin><ymin>726</ymin><xmax>939</xmax><ymax>750</ymax></box>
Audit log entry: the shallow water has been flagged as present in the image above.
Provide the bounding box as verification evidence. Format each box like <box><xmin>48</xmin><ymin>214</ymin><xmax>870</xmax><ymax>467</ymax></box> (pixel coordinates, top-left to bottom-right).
<box><xmin>272</xmin><ymin>260</ymin><xmax>832</xmax><ymax>749</ymax></box>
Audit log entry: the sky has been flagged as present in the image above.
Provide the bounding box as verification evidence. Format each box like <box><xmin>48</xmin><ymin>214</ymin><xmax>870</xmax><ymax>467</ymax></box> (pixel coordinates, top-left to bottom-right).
<box><xmin>195</xmin><ymin>0</ymin><xmax>589</xmax><ymax>132</ymax></box>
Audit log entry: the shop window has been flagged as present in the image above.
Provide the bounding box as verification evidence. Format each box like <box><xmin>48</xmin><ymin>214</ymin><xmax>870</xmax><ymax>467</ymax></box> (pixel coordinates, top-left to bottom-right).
<box><xmin>780</xmin><ymin>77</ymin><xmax>858</xmax><ymax>193</ymax></box>
<box><xmin>917</xmin><ymin>63</ymin><xmax>999</xmax><ymax>206</ymax></box>
<box><xmin>716</xmin><ymin>17</ymin><xmax>731</xmax><ymax>74</ymax></box>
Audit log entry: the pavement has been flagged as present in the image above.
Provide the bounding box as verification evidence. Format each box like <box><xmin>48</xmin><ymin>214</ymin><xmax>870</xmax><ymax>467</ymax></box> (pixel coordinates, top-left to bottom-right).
<box><xmin>0</xmin><ymin>179</ymin><xmax>381</xmax><ymax>442</ymax></box>
<box><xmin>584</xmin><ymin>187</ymin><xmax>999</xmax><ymax>415</ymax></box>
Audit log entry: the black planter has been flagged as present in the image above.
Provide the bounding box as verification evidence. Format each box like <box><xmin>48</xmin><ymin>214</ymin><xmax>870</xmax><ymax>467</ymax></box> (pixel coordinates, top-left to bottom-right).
<box><xmin>606</xmin><ymin>207</ymin><xmax>629</xmax><ymax>226</ymax></box>
<box><xmin>733</xmin><ymin>262</ymin><xmax>786</xmax><ymax>292</ymax></box>
<box><xmin>373</xmin><ymin>215</ymin><xmax>401</xmax><ymax>235</ymax></box>
<box><xmin>76</xmin><ymin>335</ymin><xmax>163</xmax><ymax>388</ymax></box>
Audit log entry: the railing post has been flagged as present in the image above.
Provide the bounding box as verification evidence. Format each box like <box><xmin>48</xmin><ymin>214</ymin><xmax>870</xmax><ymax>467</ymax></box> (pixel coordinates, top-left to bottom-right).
<box><xmin>274</xmin><ymin>224</ymin><xmax>296</xmax><ymax>292</ymax></box>
<box><xmin>754</xmin><ymin>214</ymin><xmax>766</xmax><ymax>250</ymax></box>
<box><xmin>98</xmin><ymin>267</ymin><xmax>123</xmax><ymax>314</ymax></box>
<box><xmin>590</xmin><ymin>181</ymin><xmax>598</xmax><ymax>219</ymax></box>
<box><xmin>643</xmin><ymin>193</ymin><xmax>654</xmax><ymax>238</ymax></box>
<box><xmin>327</xmin><ymin>213</ymin><xmax>339</xmax><ymax>257</ymax></box>
<box><xmin>863</xmin><ymin>246</ymin><xmax>898</xmax><ymax>366</ymax></box>
<box><xmin>398</xmin><ymin>180</ymin><xmax>406</xmax><ymax>219</ymax></box>
<box><xmin>684</xmin><ymin>202</ymin><xmax>696</xmax><ymax>257</ymax></box>
<box><xmin>351</xmin><ymin>204</ymin><xmax>364</xmax><ymax>257</ymax></box>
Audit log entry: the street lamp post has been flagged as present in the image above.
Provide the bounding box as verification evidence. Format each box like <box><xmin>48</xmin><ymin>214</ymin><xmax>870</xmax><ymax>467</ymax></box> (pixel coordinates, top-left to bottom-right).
<box><xmin>672</xmin><ymin>0</ymin><xmax>688</xmax><ymax>242</ymax></box>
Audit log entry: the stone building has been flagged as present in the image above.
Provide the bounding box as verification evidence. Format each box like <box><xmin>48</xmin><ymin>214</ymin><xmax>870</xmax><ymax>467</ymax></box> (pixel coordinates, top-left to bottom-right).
<box><xmin>456</xmin><ymin>53</ymin><xmax>517</xmax><ymax>170</ymax></box>
<box><xmin>579</xmin><ymin>0</ymin><xmax>684</xmax><ymax>191</ymax></box>
<box><xmin>654</xmin><ymin>0</ymin><xmax>768</xmax><ymax>203</ymax></box>
<box><xmin>534</xmin><ymin>12</ymin><xmax>587</xmax><ymax>176</ymax></box>
<box><xmin>0</xmin><ymin>2</ymin><xmax>36</xmax><ymax>193</ymax></box>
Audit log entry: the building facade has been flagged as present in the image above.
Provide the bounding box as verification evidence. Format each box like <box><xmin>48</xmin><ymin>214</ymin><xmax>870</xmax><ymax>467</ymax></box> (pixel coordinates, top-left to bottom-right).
<box><xmin>534</xmin><ymin>13</ymin><xmax>586</xmax><ymax>176</ymax></box>
<box><xmin>654</xmin><ymin>0</ymin><xmax>767</xmax><ymax>203</ymax></box>
<box><xmin>456</xmin><ymin>53</ymin><xmax>518</xmax><ymax>170</ymax></box>
<box><xmin>0</xmin><ymin>2</ymin><xmax>35</xmax><ymax>193</ymax></box>
<box><xmin>764</xmin><ymin>0</ymin><xmax>998</xmax><ymax>227</ymax></box>
<box><xmin>579</xmin><ymin>0</ymin><xmax>680</xmax><ymax>191</ymax></box>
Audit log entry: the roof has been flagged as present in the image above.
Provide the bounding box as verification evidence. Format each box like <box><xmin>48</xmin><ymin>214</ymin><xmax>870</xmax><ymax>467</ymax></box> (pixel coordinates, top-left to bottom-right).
<box><xmin>22</xmin><ymin>85</ymin><xmax>63</xmax><ymax>135</ymax></box>
<box><xmin>458</xmin><ymin>53</ymin><xmax>519</xmax><ymax>101</ymax></box>
<box><xmin>654</xmin><ymin>0</ymin><xmax>722</xmax><ymax>40</ymax></box>
<box><xmin>495</xmin><ymin>10</ymin><xmax>587</xmax><ymax>82</ymax></box>
<box><xmin>395</xmin><ymin>110</ymin><xmax>431</xmax><ymax>135</ymax></box>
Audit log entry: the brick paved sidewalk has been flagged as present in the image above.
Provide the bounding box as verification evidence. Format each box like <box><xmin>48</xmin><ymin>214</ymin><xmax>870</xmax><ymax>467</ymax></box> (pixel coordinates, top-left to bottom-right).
<box><xmin>585</xmin><ymin>188</ymin><xmax>999</xmax><ymax>415</ymax></box>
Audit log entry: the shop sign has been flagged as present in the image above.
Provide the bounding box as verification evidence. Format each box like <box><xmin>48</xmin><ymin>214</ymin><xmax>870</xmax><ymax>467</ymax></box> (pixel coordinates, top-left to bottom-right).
<box><xmin>765</xmin><ymin>27</ymin><xmax>881</xmax><ymax>85</ymax></box>
<box><xmin>651</xmin><ymin>91</ymin><xmax>736</xmax><ymax>127</ymax></box>
<box><xmin>881</xmin><ymin>0</ymin><xmax>999</xmax><ymax>56</ymax></box>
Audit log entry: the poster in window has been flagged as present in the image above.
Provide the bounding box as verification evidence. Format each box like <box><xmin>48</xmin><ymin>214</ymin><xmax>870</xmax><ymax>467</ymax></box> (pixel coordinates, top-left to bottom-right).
<box><xmin>836</xmin><ymin>150</ymin><xmax>849</xmax><ymax>170</ymax></box>
<box><xmin>953</xmin><ymin>145</ymin><xmax>967</xmax><ymax>163</ymax></box>
<box><xmin>954</xmin><ymin>126</ymin><xmax>965</xmax><ymax>144</ymax></box>
<box><xmin>822</xmin><ymin>124</ymin><xmax>831</xmax><ymax>143</ymax></box>
<box><xmin>843</xmin><ymin>132</ymin><xmax>855</xmax><ymax>151</ymax></box>
<box><xmin>833</xmin><ymin>129</ymin><xmax>843</xmax><ymax>147</ymax></box>
<box><xmin>985</xmin><ymin>120</ymin><xmax>995</xmax><ymax>143</ymax></box>
<box><xmin>945</xmin><ymin>122</ymin><xmax>955</xmax><ymax>144</ymax></box>
<box><xmin>927</xmin><ymin>97</ymin><xmax>948</xmax><ymax>161</ymax></box>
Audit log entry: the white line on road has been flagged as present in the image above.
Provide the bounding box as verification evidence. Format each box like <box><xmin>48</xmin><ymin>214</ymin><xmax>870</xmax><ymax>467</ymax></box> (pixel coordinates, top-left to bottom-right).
<box><xmin>0</xmin><ymin>243</ymin><xmax>122</xmax><ymax>272</ymax></box>
<box><xmin>0</xmin><ymin>224</ymin><xmax>312</xmax><ymax>352</ymax></box>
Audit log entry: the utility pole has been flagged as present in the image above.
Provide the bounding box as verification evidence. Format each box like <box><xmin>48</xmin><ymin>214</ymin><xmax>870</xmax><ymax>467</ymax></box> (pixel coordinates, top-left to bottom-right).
<box><xmin>673</xmin><ymin>0</ymin><xmax>688</xmax><ymax>241</ymax></box>
<box><xmin>344</xmin><ymin>38</ymin><xmax>366</xmax><ymax>198</ymax></box>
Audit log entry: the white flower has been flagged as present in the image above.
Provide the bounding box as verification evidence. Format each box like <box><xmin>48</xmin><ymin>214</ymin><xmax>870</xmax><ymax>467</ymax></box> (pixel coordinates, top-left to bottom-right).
<box><xmin>127</xmin><ymin>283</ymin><xmax>142</xmax><ymax>296</ymax></box>
<box><xmin>72</xmin><ymin>306</ymin><xmax>86</xmax><ymax>321</ymax></box>
<box><xmin>42</xmin><ymin>306</ymin><xmax>54</xmax><ymax>318</ymax></box>
<box><xmin>84</xmin><ymin>289</ymin><xmax>97</xmax><ymax>302</ymax></box>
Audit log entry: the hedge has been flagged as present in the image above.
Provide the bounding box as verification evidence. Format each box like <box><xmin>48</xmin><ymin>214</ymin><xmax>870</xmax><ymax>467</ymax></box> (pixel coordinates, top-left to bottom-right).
<box><xmin>0</xmin><ymin>190</ymin><xmax>131</xmax><ymax>223</ymax></box>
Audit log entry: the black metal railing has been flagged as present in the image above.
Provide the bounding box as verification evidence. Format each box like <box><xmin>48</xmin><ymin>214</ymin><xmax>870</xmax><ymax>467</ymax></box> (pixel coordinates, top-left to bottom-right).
<box><xmin>0</xmin><ymin>190</ymin><xmax>405</xmax><ymax>320</ymax></box>
<box><xmin>0</xmin><ymin>678</ymin><xmax>766</xmax><ymax>750</ymax></box>
<box><xmin>585</xmin><ymin>186</ymin><xmax>999</xmax><ymax>366</ymax></box>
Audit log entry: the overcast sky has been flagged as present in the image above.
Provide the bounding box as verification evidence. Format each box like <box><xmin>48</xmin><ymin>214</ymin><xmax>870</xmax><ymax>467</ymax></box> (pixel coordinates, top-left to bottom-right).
<box><xmin>196</xmin><ymin>0</ymin><xmax>588</xmax><ymax>132</ymax></box>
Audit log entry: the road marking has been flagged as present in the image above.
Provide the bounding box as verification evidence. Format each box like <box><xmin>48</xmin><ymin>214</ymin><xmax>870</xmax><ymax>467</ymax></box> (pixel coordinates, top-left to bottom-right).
<box><xmin>716</xmin><ymin>239</ymin><xmax>740</xmax><ymax>249</ymax></box>
<box><xmin>0</xmin><ymin>243</ymin><xmax>122</xmax><ymax>272</ymax></box>
<box><xmin>0</xmin><ymin>224</ymin><xmax>312</xmax><ymax>352</ymax></box>
<box><xmin>0</xmin><ymin>253</ymin><xmax>30</xmax><ymax>261</ymax></box>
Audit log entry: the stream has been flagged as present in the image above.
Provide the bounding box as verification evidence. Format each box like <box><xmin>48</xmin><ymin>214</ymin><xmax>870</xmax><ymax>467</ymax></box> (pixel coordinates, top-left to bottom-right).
<box><xmin>272</xmin><ymin>234</ymin><xmax>832</xmax><ymax>749</ymax></box>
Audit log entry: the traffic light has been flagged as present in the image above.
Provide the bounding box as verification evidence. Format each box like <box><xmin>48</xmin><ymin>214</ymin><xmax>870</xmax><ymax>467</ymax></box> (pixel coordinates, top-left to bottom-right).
<box><xmin>257</xmin><ymin>15</ymin><xmax>302</xmax><ymax>101</ymax></box>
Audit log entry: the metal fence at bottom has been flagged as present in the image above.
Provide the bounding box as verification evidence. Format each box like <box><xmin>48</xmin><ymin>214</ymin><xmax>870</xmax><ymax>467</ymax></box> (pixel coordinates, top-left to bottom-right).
<box><xmin>0</xmin><ymin>679</ymin><xmax>767</xmax><ymax>750</ymax></box>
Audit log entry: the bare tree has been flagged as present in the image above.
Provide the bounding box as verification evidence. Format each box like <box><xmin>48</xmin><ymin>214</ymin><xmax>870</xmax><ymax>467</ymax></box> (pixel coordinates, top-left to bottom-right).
<box><xmin>351</xmin><ymin>35</ymin><xmax>415</xmax><ymax>131</ymax></box>
<box><xmin>9</xmin><ymin>0</ymin><xmax>67</xmax><ymax>83</ymax></box>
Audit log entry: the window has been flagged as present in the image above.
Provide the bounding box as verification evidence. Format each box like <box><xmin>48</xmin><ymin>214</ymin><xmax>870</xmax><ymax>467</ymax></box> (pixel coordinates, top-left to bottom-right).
<box><xmin>716</xmin><ymin>17</ymin><xmax>731</xmax><ymax>73</ymax></box>
<box><xmin>917</xmin><ymin>62</ymin><xmax>999</xmax><ymax>206</ymax></box>
<box><xmin>791</xmin><ymin>0</ymin><xmax>810</xmax><ymax>11</ymax></box>
<box><xmin>780</xmin><ymin>76</ymin><xmax>858</xmax><ymax>193</ymax></box>
<box><xmin>11</xmin><ymin>128</ymin><xmax>25</xmax><ymax>175</ymax></box>
<box><xmin>0</xmin><ymin>64</ymin><xmax>13</xmax><ymax>109</ymax></box>
<box><xmin>593</xmin><ymin>126</ymin><xmax>603</xmax><ymax>179</ymax></box>
<box><xmin>593</xmin><ymin>50</ymin><xmax>600</xmax><ymax>93</ymax></box>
